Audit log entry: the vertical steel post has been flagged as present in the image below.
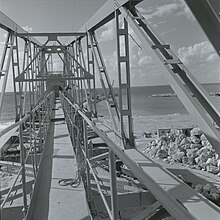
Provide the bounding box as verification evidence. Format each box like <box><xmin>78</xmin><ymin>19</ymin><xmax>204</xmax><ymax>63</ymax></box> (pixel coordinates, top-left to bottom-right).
<box><xmin>88</xmin><ymin>32</ymin><xmax>118</xmax><ymax>130</ymax></box>
<box><xmin>38</xmin><ymin>105</ymin><xmax>43</xmax><ymax>152</ymax></box>
<box><xmin>0</xmin><ymin>32</ymin><xmax>10</xmax><ymax>78</ymax></box>
<box><xmin>11</xmin><ymin>35</ymin><xmax>20</xmax><ymax>119</ymax></box>
<box><xmin>32</xmin><ymin>111</ymin><xmax>38</xmax><ymax>173</ymax></box>
<box><xmin>78</xmin><ymin>41</ymin><xmax>90</xmax><ymax>111</ymax></box>
<box><xmin>83</xmin><ymin>120</ymin><xmax>91</xmax><ymax>202</ymax></box>
<box><xmin>19</xmin><ymin>122</ymin><xmax>28</xmax><ymax>218</ymax></box>
<box><xmin>29</xmin><ymin>114</ymin><xmax>36</xmax><ymax>179</ymax></box>
<box><xmin>22</xmin><ymin>41</ymin><xmax>28</xmax><ymax>116</ymax></box>
<box><xmin>115</xmin><ymin>9</ymin><xmax>135</xmax><ymax>149</ymax></box>
<box><xmin>109</xmin><ymin>150</ymin><xmax>119</xmax><ymax>220</ymax></box>
<box><xmin>0</xmin><ymin>33</ymin><xmax>14</xmax><ymax>117</ymax></box>
<box><xmin>86</xmin><ymin>34</ymin><xmax>97</xmax><ymax>116</ymax></box>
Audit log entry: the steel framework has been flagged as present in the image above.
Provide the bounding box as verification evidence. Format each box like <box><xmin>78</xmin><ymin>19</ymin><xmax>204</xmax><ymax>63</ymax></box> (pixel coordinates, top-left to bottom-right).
<box><xmin>0</xmin><ymin>0</ymin><xmax>220</xmax><ymax>220</ymax></box>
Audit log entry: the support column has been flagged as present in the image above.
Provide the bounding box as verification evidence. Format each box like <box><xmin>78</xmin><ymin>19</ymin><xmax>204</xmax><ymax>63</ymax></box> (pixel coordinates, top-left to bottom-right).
<box><xmin>0</xmin><ymin>32</ymin><xmax>14</xmax><ymax>117</ymax></box>
<box><xmin>109</xmin><ymin>150</ymin><xmax>119</xmax><ymax>220</ymax></box>
<box><xmin>86</xmin><ymin>33</ymin><xmax>97</xmax><ymax>116</ymax></box>
<box><xmin>83</xmin><ymin>120</ymin><xmax>91</xmax><ymax>203</ymax></box>
<box><xmin>19</xmin><ymin>121</ymin><xmax>28</xmax><ymax>218</ymax></box>
<box><xmin>115</xmin><ymin>10</ymin><xmax>135</xmax><ymax>149</ymax></box>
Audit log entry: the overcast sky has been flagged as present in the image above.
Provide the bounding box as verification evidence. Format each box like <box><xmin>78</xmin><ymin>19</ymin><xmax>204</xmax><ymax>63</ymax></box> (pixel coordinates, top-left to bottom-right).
<box><xmin>0</xmin><ymin>0</ymin><xmax>219</xmax><ymax>91</ymax></box>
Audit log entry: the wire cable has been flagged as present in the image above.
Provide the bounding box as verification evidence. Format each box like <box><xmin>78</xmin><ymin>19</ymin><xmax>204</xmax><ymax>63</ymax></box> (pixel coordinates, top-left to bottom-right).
<box><xmin>58</xmin><ymin>170</ymin><xmax>81</xmax><ymax>188</ymax></box>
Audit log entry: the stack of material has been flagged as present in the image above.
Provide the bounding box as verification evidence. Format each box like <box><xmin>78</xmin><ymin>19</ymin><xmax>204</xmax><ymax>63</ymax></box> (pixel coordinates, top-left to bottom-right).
<box><xmin>177</xmin><ymin>174</ymin><xmax>220</xmax><ymax>205</ymax></box>
<box><xmin>143</xmin><ymin>128</ymin><xmax>220</xmax><ymax>175</ymax></box>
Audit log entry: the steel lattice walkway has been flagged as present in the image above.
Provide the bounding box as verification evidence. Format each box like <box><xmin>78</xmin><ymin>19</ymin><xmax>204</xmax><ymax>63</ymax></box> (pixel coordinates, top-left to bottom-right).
<box><xmin>0</xmin><ymin>1</ymin><xmax>220</xmax><ymax>220</ymax></box>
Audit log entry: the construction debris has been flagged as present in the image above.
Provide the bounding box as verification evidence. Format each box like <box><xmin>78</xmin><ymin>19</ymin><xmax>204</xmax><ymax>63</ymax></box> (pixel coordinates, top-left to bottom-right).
<box><xmin>143</xmin><ymin>128</ymin><xmax>220</xmax><ymax>175</ymax></box>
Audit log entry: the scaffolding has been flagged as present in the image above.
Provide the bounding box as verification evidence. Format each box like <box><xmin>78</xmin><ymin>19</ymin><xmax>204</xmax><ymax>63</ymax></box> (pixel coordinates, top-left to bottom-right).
<box><xmin>0</xmin><ymin>0</ymin><xmax>220</xmax><ymax>219</ymax></box>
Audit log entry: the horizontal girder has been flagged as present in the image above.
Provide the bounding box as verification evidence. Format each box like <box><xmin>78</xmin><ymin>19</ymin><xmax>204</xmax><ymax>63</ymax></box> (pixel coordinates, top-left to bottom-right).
<box><xmin>18</xmin><ymin>32</ymin><xmax>87</xmax><ymax>37</ymax></box>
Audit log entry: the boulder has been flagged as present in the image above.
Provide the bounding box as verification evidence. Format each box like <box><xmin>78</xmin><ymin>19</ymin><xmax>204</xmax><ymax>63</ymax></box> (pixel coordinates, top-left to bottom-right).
<box><xmin>203</xmin><ymin>183</ymin><xmax>212</xmax><ymax>192</ymax></box>
<box><xmin>200</xmin><ymin>134</ymin><xmax>207</xmax><ymax>141</ymax></box>
<box><xmin>199</xmin><ymin>152</ymin><xmax>210</xmax><ymax>162</ymax></box>
<box><xmin>190</xmin><ymin>143</ymin><xmax>202</xmax><ymax>149</ymax></box>
<box><xmin>173</xmin><ymin>150</ymin><xmax>185</xmax><ymax>162</ymax></box>
<box><xmin>175</xmin><ymin>134</ymin><xmax>186</xmax><ymax>144</ymax></box>
<box><xmin>157</xmin><ymin>149</ymin><xmax>168</xmax><ymax>159</ymax></box>
<box><xmin>181</xmin><ymin>144</ymin><xmax>190</xmax><ymax>150</ymax></box>
<box><xmin>190</xmin><ymin>136</ymin><xmax>201</xmax><ymax>144</ymax></box>
<box><xmin>149</xmin><ymin>146</ymin><xmax>158</xmax><ymax>157</ymax></box>
<box><xmin>194</xmin><ymin>156</ymin><xmax>200</xmax><ymax>164</ymax></box>
<box><xmin>190</xmin><ymin>128</ymin><xmax>202</xmax><ymax>137</ymax></box>
<box><xmin>206</xmin><ymin>158</ymin><xmax>216</xmax><ymax>166</ymax></box>
<box><xmin>179</xmin><ymin>138</ymin><xmax>190</xmax><ymax>146</ymax></box>
<box><xmin>210</xmin><ymin>192</ymin><xmax>220</xmax><ymax>201</ymax></box>
<box><xmin>186</xmin><ymin>149</ymin><xmax>198</xmax><ymax>159</ymax></box>
<box><xmin>182</xmin><ymin>156</ymin><xmax>188</xmax><ymax>164</ymax></box>
<box><xmin>194</xmin><ymin>184</ymin><xmax>203</xmax><ymax>193</ymax></box>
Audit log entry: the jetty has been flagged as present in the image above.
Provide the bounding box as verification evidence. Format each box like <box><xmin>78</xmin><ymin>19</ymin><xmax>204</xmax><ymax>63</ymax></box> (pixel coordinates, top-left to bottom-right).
<box><xmin>0</xmin><ymin>0</ymin><xmax>220</xmax><ymax>219</ymax></box>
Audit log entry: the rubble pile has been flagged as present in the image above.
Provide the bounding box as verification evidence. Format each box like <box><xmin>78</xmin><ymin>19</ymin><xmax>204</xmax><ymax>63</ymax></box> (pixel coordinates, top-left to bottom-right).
<box><xmin>143</xmin><ymin>128</ymin><xmax>220</xmax><ymax>175</ymax></box>
<box><xmin>178</xmin><ymin>175</ymin><xmax>220</xmax><ymax>205</ymax></box>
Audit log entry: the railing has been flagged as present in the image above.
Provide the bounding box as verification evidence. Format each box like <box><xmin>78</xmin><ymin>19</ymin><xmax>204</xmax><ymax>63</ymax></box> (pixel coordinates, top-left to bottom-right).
<box><xmin>0</xmin><ymin>91</ymin><xmax>55</xmax><ymax>219</ymax></box>
<box><xmin>60</xmin><ymin>92</ymin><xmax>197</xmax><ymax>220</ymax></box>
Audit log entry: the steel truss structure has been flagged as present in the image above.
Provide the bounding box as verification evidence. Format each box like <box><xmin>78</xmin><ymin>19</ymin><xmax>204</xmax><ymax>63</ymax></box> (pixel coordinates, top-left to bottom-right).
<box><xmin>0</xmin><ymin>0</ymin><xmax>220</xmax><ymax>220</ymax></box>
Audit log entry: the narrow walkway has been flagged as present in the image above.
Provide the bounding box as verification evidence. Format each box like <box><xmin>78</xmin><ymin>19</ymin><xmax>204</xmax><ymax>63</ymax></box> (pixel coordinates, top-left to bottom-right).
<box><xmin>30</xmin><ymin>98</ymin><xmax>91</xmax><ymax>220</ymax></box>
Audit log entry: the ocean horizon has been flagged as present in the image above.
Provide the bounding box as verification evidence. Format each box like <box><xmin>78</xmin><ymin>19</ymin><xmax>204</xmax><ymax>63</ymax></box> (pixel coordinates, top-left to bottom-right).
<box><xmin>0</xmin><ymin>83</ymin><xmax>219</xmax><ymax>134</ymax></box>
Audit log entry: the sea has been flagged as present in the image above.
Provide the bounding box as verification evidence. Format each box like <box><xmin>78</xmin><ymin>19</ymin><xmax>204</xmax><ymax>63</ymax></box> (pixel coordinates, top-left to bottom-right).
<box><xmin>0</xmin><ymin>83</ymin><xmax>220</xmax><ymax>136</ymax></box>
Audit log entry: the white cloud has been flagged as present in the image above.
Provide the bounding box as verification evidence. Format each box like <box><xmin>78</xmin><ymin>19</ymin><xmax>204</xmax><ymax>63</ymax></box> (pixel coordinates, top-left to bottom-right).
<box><xmin>207</xmin><ymin>53</ymin><xmax>218</xmax><ymax>62</ymax></box>
<box><xmin>177</xmin><ymin>41</ymin><xmax>219</xmax><ymax>82</ymax></box>
<box><xmin>173</xmin><ymin>0</ymin><xmax>195</xmax><ymax>21</ymax></box>
<box><xmin>99</xmin><ymin>21</ymin><xmax>115</xmax><ymax>43</ymax></box>
<box><xmin>178</xmin><ymin>41</ymin><xmax>218</xmax><ymax>65</ymax></box>
<box><xmin>138</xmin><ymin>0</ymin><xmax>194</xmax><ymax>22</ymax></box>
<box><xmin>22</xmin><ymin>26</ymin><xmax>33</xmax><ymax>33</ymax></box>
<box><xmin>146</xmin><ymin>3</ymin><xmax>179</xmax><ymax>20</ymax></box>
<box><xmin>138</xmin><ymin>55</ymin><xmax>153</xmax><ymax>66</ymax></box>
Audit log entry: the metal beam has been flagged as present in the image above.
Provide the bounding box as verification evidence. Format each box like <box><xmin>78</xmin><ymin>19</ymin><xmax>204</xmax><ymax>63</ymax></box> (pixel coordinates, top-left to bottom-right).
<box><xmin>93</xmin><ymin>191</ymin><xmax>156</xmax><ymax>211</ymax></box>
<box><xmin>0</xmin><ymin>10</ymin><xmax>41</xmax><ymax>46</ymax></box>
<box><xmin>80</xmin><ymin>0</ymin><xmax>142</xmax><ymax>32</ymax></box>
<box><xmin>15</xmin><ymin>76</ymin><xmax>93</xmax><ymax>82</ymax></box>
<box><xmin>66</xmin><ymin>0</ymin><xmax>143</xmax><ymax>45</ymax></box>
<box><xmin>185</xmin><ymin>0</ymin><xmax>220</xmax><ymax>56</ymax></box>
<box><xmin>116</xmin><ymin>10</ymin><xmax>135</xmax><ymax>148</ymax></box>
<box><xmin>18</xmin><ymin>32</ymin><xmax>87</xmax><ymax>37</ymax></box>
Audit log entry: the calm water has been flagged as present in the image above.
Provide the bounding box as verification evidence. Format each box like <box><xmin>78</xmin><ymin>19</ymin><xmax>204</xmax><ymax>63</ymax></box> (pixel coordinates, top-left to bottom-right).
<box><xmin>1</xmin><ymin>83</ymin><xmax>220</xmax><ymax>133</ymax></box>
<box><xmin>96</xmin><ymin>83</ymin><xmax>220</xmax><ymax>116</ymax></box>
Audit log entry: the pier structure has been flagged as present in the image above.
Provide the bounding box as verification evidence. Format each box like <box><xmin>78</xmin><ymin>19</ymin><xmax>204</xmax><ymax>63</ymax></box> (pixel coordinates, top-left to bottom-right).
<box><xmin>0</xmin><ymin>0</ymin><xmax>220</xmax><ymax>219</ymax></box>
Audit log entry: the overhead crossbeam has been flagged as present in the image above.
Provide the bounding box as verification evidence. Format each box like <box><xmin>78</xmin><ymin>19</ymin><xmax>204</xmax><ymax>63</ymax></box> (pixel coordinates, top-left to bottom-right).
<box><xmin>81</xmin><ymin>0</ymin><xmax>142</xmax><ymax>32</ymax></box>
<box><xmin>15</xmin><ymin>76</ymin><xmax>93</xmax><ymax>82</ymax></box>
<box><xmin>42</xmin><ymin>46</ymin><xmax>64</xmax><ymax>54</ymax></box>
<box><xmin>68</xmin><ymin>0</ymin><xmax>143</xmax><ymax>45</ymax></box>
<box><xmin>17</xmin><ymin>32</ymin><xmax>87</xmax><ymax>37</ymax></box>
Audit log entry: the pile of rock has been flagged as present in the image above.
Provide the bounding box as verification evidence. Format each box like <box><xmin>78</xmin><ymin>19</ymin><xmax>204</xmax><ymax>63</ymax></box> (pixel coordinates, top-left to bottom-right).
<box><xmin>178</xmin><ymin>175</ymin><xmax>220</xmax><ymax>205</ymax></box>
<box><xmin>194</xmin><ymin>183</ymin><xmax>220</xmax><ymax>203</ymax></box>
<box><xmin>143</xmin><ymin>128</ymin><xmax>220</xmax><ymax>175</ymax></box>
